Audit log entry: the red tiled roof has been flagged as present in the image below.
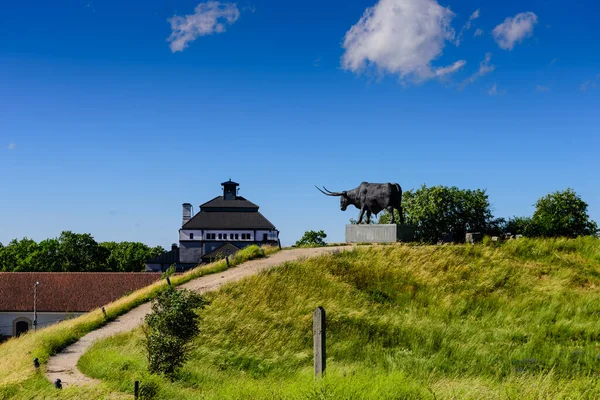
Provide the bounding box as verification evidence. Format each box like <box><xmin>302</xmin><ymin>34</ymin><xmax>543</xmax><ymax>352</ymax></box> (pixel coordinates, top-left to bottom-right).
<box><xmin>0</xmin><ymin>272</ymin><xmax>162</xmax><ymax>312</ymax></box>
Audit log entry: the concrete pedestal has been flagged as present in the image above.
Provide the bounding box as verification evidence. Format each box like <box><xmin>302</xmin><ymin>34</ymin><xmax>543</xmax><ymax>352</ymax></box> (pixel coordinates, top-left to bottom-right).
<box><xmin>345</xmin><ymin>224</ymin><xmax>415</xmax><ymax>243</ymax></box>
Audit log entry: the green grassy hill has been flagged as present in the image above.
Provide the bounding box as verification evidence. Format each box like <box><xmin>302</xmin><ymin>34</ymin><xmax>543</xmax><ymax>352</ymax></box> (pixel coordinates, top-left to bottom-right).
<box><xmin>75</xmin><ymin>238</ymin><xmax>600</xmax><ymax>399</ymax></box>
<box><xmin>2</xmin><ymin>238</ymin><xmax>600</xmax><ymax>399</ymax></box>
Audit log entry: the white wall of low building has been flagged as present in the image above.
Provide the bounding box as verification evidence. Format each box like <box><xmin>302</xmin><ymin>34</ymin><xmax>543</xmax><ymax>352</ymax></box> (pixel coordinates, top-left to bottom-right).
<box><xmin>0</xmin><ymin>311</ymin><xmax>85</xmax><ymax>337</ymax></box>
<box><xmin>255</xmin><ymin>230</ymin><xmax>279</xmax><ymax>241</ymax></box>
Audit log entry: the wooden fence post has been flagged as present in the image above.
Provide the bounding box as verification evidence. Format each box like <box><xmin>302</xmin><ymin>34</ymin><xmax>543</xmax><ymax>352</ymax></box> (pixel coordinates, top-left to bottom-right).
<box><xmin>313</xmin><ymin>306</ymin><xmax>326</xmax><ymax>377</ymax></box>
<box><xmin>226</xmin><ymin>256</ymin><xmax>230</xmax><ymax>268</ymax></box>
<box><xmin>134</xmin><ymin>380</ymin><xmax>139</xmax><ymax>399</ymax></box>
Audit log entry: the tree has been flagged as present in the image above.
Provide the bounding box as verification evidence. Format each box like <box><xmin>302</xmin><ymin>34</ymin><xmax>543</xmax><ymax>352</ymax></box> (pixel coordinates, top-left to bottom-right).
<box><xmin>505</xmin><ymin>216</ymin><xmax>534</xmax><ymax>236</ymax></box>
<box><xmin>379</xmin><ymin>185</ymin><xmax>493</xmax><ymax>243</ymax></box>
<box><xmin>295</xmin><ymin>230</ymin><xmax>327</xmax><ymax>247</ymax></box>
<box><xmin>530</xmin><ymin>189</ymin><xmax>598</xmax><ymax>238</ymax></box>
<box><xmin>143</xmin><ymin>287</ymin><xmax>206</xmax><ymax>378</ymax></box>
<box><xmin>30</xmin><ymin>238</ymin><xmax>62</xmax><ymax>272</ymax></box>
<box><xmin>58</xmin><ymin>231</ymin><xmax>109</xmax><ymax>272</ymax></box>
<box><xmin>0</xmin><ymin>231</ymin><xmax>166</xmax><ymax>272</ymax></box>
<box><xmin>102</xmin><ymin>241</ymin><xmax>165</xmax><ymax>272</ymax></box>
<box><xmin>0</xmin><ymin>238</ymin><xmax>38</xmax><ymax>272</ymax></box>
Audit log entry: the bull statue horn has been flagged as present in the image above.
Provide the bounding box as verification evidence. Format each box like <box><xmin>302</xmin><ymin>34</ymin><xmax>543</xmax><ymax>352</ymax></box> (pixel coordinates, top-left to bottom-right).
<box><xmin>315</xmin><ymin>185</ymin><xmax>343</xmax><ymax>196</ymax></box>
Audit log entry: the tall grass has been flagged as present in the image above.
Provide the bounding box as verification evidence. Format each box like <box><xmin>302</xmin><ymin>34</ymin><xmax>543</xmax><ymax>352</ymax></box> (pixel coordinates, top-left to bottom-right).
<box><xmin>68</xmin><ymin>237</ymin><xmax>600</xmax><ymax>399</ymax></box>
<box><xmin>0</xmin><ymin>245</ymin><xmax>277</xmax><ymax>397</ymax></box>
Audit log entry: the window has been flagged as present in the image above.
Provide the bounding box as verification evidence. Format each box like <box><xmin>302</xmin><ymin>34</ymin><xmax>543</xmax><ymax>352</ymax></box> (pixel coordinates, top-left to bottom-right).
<box><xmin>218</xmin><ymin>234</ymin><xmax>222</xmax><ymax>240</ymax></box>
<box><xmin>235</xmin><ymin>234</ymin><xmax>239</xmax><ymax>240</ymax></box>
<box><xmin>190</xmin><ymin>233</ymin><xmax>194</xmax><ymax>239</ymax></box>
<box><xmin>230</xmin><ymin>233</ymin><xmax>234</xmax><ymax>239</ymax></box>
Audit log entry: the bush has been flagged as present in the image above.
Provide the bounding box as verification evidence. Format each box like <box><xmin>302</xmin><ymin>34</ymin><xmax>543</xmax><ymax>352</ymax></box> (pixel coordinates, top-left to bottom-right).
<box><xmin>143</xmin><ymin>287</ymin><xmax>206</xmax><ymax>378</ymax></box>
<box><xmin>531</xmin><ymin>189</ymin><xmax>598</xmax><ymax>238</ymax></box>
<box><xmin>295</xmin><ymin>230</ymin><xmax>327</xmax><ymax>247</ymax></box>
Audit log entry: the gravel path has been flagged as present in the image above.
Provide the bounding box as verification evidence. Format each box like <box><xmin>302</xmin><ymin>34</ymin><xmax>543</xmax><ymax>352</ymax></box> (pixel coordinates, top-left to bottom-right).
<box><xmin>45</xmin><ymin>246</ymin><xmax>349</xmax><ymax>387</ymax></box>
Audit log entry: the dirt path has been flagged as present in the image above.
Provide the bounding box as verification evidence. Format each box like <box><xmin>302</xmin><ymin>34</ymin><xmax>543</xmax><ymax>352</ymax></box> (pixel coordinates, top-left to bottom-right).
<box><xmin>45</xmin><ymin>246</ymin><xmax>349</xmax><ymax>387</ymax></box>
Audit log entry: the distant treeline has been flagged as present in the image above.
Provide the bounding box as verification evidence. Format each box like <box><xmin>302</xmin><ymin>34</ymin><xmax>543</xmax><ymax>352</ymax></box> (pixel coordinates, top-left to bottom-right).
<box><xmin>0</xmin><ymin>231</ymin><xmax>164</xmax><ymax>272</ymax></box>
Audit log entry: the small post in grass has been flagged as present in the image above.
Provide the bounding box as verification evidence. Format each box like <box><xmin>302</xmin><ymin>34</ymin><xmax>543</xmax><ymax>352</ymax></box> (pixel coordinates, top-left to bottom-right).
<box><xmin>226</xmin><ymin>256</ymin><xmax>230</xmax><ymax>268</ymax></box>
<box><xmin>101</xmin><ymin>306</ymin><xmax>107</xmax><ymax>319</ymax></box>
<box><xmin>313</xmin><ymin>306</ymin><xmax>326</xmax><ymax>377</ymax></box>
<box><xmin>134</xmin><ymin>380</ymin><xmax>139</xmax><ymax>399</ymax></box>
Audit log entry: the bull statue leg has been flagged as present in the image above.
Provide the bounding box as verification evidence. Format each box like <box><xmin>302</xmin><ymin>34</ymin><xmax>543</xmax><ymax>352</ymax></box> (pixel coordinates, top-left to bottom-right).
<box><xmin>387</xmin><ymin>206</ymin><xmax>396</xmax><ymax>224</ymax></box>
<box><xmin>357</xmin><ymin>206</ymin><xmax>366</xmax><ymax>224</ymax></box>
<box><xmin>366</xmin><ymin>210</ymin><xmax>372</xmax><ymax>224</ymax></box>
<box><xmin>397</xmin><ymin>205</ymin><xmax>404</xmax><ymax>225</ymax></box>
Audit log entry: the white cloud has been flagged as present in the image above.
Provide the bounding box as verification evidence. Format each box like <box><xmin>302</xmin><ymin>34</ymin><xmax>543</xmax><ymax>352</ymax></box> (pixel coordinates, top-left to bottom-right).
<box><xmin>167</xmin><ymin>1</ymin><xmax>240</xmax><ymax>53</ymax></box>
<box><xmin>435</xmin><ymin>60</ymin><xmax>466</xmax><ymax>77</ymax></box>
<box><xmin>581</xmin><ymin>75</ymin><xmax>599</xmax><ymax>92</ymax></box>
<box><xmin>463</xmin><ymin>9</ymin><xmax>480</xmax><ymax>31</ymax></box>
<box><xmin>7</xmin><ymin>141</ymin><xmax>15</xmax><ymax>150</ymax></box>
<box><xmin>474</xmin><ymin>28</ymin><xmax>484</xmax><ymax>37</ymax></box>
<box><xmin>488</xmin><ymin>83</ymin><xmax>506</xmax><ymax>96</ymax></box>
<box><xmin>341</xmin><ymin>0</ymin><xmax>465</xmax><ymax>82</ymax></box>
<box><xmin>581</xmin><ymin>80</ymin><xmax>591</xmax><ymax>92</ymax></box>
<box><xmin>460</xmin><ymin>52</ymin><xmax>495</xmax><ymax>89</ymax></box>
<box><xmin>492</xmin><ymin>12</ymin><xmax>538</xmax><ymax>50</ymax></box>
<box><xmin>478</xmin><ymin>53</ymin><xmax>495</xmax><ymax>75</ymax></box>
<box><xmin>536</xmin><ymin>85</ymin><xmax>550</xmax><ymax>93</ymax></box>
<box><xmin>455</xmin><ymin>9</ymin><xmax>480</xmax><ymax>44</ymax></box>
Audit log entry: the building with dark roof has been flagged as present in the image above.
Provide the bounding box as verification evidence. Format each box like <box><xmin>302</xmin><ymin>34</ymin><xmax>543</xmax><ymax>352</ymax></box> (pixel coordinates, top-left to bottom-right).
<box><xmin>0</xmin><ymin>272</ymin><xmax>161</xmax><ymax>338</ymax></box>
<box><xmin>146</xmin><ymin>180</ymin><xmax>279</xmax><ymax>271</ymax></box>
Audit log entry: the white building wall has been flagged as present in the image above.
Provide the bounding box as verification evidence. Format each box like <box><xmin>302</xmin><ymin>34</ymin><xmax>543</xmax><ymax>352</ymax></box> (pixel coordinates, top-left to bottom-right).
<box><xmin>255</xmin><ymin>230</ymin><xmax>279</xmax><ymax>241</ymax></box>
<box><xmin>180</xmin><ymin>230</ymin><xmax>202</xmax><ymax>241</ymax></box>
<box><xmin>181</xmin><ymin>229</ymin><xmax>278</xmax><ymax>242</ymax></box>
<box><xmin>0</xmin><ymin>311</ymin><xmax>85</xmax><ymax>337</ymax></box>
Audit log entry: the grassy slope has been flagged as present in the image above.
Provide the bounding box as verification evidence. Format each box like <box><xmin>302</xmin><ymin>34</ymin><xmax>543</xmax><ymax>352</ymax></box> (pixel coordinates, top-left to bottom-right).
<box><xmin>73</xmin><ymin>237</ymin><xmax>600</xmax><ymax>400</ymax></box>
<box><xmin>0</xmin><ymin>245</ymin><xmax>278</xmax><ymax>399</ymax></box>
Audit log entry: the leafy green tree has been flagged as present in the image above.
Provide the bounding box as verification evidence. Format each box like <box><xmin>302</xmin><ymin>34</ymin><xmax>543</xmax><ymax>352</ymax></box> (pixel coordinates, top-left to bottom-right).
<box><xmin>530</xmin><ymin>189</ymin><xmax>598</xmax><ymax>238</ymax></box>
<box><xmin>102</xmin><ymin>241</ymin><xmax>164</xmax><ymax>272</ymax></box>
<box><xmin>58</xmin><ymin>231</ymin><xmax>109</xmax><ymax>272</ymax></box>
<box><xmin>0</xmin><ymin>238</ymin><xmax>38</xmax><ymax>272</ymax></box>
<box><xmin>379</xmin><ymin>185</ymin><xmax>493</xmax><ymax>243</ymax></box>
<box><xmin>143</xmin><ymin>287</ymin><xmax>206</xmax><ymax>378</ymax></box>
<box><xmin>29</xmin><ymin>238</ymin><xmax>62</xmax><ymax>272</ymax></box>
<box><xmin>295</xmin><ymin>230</ymin><xmax>327</xmax><ymax>247</ymax></box>
<box><xmin>0</xmin><ymin>232</ymin><xmax>166</xmax><ymax>272</ymax></box>
<box><xmin>505</xmin><ymin>216</ymin><xmax>534</xmax><ymax>236</ymax></box>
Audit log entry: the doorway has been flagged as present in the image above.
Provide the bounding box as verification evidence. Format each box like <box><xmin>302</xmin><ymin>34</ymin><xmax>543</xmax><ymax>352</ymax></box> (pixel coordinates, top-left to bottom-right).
<box><xmin>15</xmin><ymin>320</ymin><xmax>29</xmax><ymax>337</ymax></box>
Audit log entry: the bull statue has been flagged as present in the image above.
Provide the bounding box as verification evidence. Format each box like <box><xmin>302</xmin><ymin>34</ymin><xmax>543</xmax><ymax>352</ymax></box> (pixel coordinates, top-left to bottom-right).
<box><xmin>316</xmin><ymin>182</ymin><xmax>404</xmax><ymax>225</ymax></box>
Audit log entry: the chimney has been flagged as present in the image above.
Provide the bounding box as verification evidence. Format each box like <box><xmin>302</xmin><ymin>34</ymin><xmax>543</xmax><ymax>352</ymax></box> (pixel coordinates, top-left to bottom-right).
<box><xmin>182</xmin><ymin>203</ymin><xmax>192</xmax><ymax>226</ymax></box>
<box><xmin>171</xmin><ymin>243</ymin><xmax>178</xmax><ymax>251</ymax></box>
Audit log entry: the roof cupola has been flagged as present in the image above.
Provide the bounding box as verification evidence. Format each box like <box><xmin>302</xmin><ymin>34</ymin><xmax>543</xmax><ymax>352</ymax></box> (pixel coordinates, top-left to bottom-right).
<box><xmin>222</xmin><ymin>179</ymin><xmax>239</xmax><ymax>200</ymax></box>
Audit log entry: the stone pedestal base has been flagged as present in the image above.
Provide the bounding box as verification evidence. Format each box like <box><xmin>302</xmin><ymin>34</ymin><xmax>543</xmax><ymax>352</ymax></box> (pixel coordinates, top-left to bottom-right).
<box><xmin>345</xmin><ymin>224</ymin><xmax>415</xmax><ymax>243</ymax></box>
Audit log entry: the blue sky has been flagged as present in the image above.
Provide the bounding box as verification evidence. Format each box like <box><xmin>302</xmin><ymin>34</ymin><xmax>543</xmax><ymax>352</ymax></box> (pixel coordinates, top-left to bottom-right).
<box><xmin>1</xmin><ymin>0</ymin><xmax>598</xmax><ymax>246</ymax></box>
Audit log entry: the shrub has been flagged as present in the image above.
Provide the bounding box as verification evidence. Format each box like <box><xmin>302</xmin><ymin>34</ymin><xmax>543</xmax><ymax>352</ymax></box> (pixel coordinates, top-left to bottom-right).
<box><xmin>143</xmin><ymin>287</ymin><xmax>206</xmax><ymax>378</ymax></box>
<box><xmin>531</xmin><ymin>189</ymin><xmax>598</xmax><ymax>238</ymax></box>
<box><xmin>295</xmin><ymin>230</ymin><xmax>327</xmax><ymax>247</ymax></box>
